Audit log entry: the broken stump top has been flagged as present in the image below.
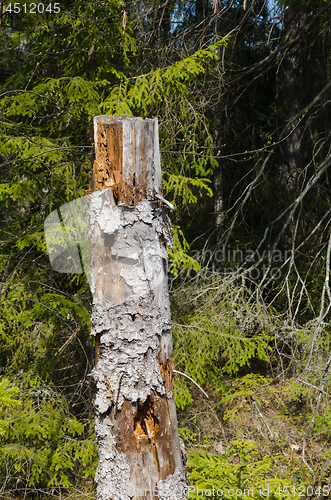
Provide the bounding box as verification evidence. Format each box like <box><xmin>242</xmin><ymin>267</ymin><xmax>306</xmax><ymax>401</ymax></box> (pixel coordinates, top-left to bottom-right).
<box><xmin>87</xmin><ymin>115</ymin><xmax>163</xmax><ymax>206</ymax></box>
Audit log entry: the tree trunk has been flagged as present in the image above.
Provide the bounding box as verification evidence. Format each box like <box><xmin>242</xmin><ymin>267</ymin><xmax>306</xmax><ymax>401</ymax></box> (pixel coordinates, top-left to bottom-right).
<box><xmin>88</xmin><ymin>115</ymin><xmax>187</xmax><ymax>500</ymax></box>
<box><xmin>0</xmin><ymin>0</ymin><xmax>4</xmax><ymax>27</ymax></box>
<box><xmin>277</xmin><ymin>7</ymin><xmax>308</xmax><ymax>195</ymax></box>
<box><xmin>212</xmin><ymin>126</ymin><xmax>224</xmax><ymax>243</ymax></box>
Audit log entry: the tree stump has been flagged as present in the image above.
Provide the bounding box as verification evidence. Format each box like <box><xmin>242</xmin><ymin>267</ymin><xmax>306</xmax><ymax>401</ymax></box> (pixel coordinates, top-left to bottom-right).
<box><xmin>89</xmin><ymin>116</ymin><xmax>187</xmax><ymax>500</ymax></box>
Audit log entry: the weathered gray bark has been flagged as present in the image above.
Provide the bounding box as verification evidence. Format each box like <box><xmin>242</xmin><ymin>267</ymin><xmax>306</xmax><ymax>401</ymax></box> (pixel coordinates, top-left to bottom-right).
<box><xmin>213</xmin><ymin>128</ymin><xmax>224</xmax><ymax>242</ymax></box>
<box><xmin>89</xmin><ymin>116</ymin><xmax>187</xmax><ymax>500</ymax></box>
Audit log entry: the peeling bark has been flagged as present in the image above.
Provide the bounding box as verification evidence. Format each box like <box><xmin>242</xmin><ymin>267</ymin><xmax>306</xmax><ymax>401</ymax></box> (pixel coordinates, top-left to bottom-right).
<box><xmin>89</xmin><ymin>116</ymin><xmax>187</xmax><ymax>500</ymax></box>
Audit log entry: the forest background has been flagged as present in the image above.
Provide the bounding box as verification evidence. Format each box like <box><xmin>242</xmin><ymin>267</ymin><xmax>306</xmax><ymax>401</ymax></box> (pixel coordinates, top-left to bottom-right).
<box><xmin>1</xmin><ymin>0</ymin><xmax>331</xmax><ymax>497</ymax></box>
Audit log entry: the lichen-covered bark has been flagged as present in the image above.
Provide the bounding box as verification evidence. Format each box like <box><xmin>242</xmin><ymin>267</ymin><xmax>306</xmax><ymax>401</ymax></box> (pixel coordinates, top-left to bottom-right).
<box><xmin>89</xmin><ymin>116</ymin><xmax>187</xmax><ymax>500</ymax></box>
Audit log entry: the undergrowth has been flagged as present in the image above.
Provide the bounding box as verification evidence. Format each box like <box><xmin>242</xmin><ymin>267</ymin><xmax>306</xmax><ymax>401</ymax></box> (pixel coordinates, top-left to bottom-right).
<box><xmin>171</xmin><ymin>275</ymin><xmax>331</xmax><ymax>499</ymax></box>
<box><xmin>1</xmin><ymin>274</ymin><xmax>331</xmax><ymax>498</ymax></box>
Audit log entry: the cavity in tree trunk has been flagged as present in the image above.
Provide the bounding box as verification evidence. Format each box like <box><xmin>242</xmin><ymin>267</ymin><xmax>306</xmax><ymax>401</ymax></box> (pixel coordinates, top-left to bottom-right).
<box><xmin>88</xmin><ymin>115</ymin><xmax>187</xmax><ymax>500</ymax></box>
